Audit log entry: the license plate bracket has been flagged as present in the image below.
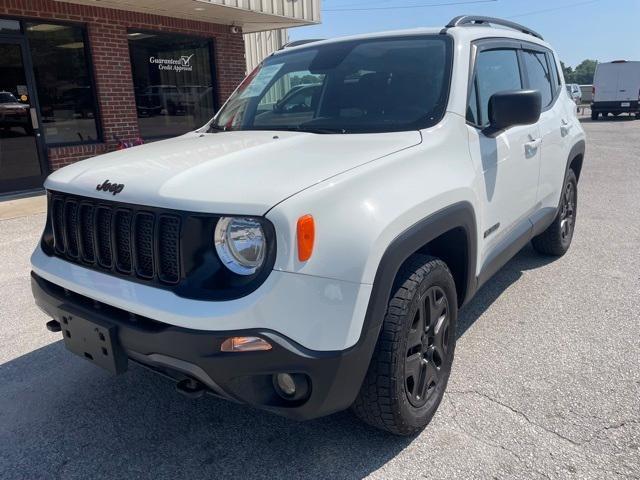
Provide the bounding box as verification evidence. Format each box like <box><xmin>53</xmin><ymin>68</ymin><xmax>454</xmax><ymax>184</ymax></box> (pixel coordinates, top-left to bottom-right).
<box><xmin>59</xmin><ymin>308</ymin><xmax>128</xmax><ymax>374</ymax></box>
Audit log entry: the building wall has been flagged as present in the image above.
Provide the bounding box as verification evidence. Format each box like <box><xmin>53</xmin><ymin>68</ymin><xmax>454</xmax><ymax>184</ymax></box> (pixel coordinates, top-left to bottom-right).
<box><xmin>210</xmin><ymin>0</ymin><xmax>321</xmax><ymax>27</ymax></box>
<box><xmin>244</xmin><ymin>29</ymin><xmax>289</xmax><ymax>74</ymax></box>
<box><xmin>0</xmin><ymin>0</ymin><xmax>247</xmax><ymax>170</ymax></box>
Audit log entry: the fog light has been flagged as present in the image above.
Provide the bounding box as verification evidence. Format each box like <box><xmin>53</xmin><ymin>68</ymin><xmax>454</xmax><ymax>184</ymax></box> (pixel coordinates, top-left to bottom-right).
<box><xmin>220</xmin><ymin>336</ymin><xmax>272</xmax><ymax>352</ymax></box>
<box><xmin>274</xmin><ymin>373</ymin><xmax>296</xmax><ymax>397</ymax></box>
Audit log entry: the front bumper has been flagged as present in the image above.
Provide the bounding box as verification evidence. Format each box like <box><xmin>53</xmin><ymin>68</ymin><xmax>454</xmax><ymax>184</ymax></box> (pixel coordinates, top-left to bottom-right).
<box><xmin>32</xmin><ymin>272</ymin><xmax>379</xmax><ymax>420</ymax></box>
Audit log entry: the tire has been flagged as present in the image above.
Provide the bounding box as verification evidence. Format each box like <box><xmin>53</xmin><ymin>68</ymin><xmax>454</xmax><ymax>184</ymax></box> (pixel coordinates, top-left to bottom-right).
<box><xmin>591</xmin><ymin>110</ymin><xmax>598</xmax><ymax>121</ymax></box>
<box><xmin>532</xmin><ymin>169</ymin><xmax>578</xmax><ymax>256</ymax></box>
<box><xmin>351</xmin><ymin>255</ymin><xmax>457</xmax><ymax>436</ymax></box>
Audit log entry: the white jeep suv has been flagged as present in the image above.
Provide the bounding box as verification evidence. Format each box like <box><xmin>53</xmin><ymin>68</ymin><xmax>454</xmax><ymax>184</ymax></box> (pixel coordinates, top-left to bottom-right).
<box><xmin>31</xmin><ymin>16</ymin><xmax>585</xmax><ymax>435</ymax></box>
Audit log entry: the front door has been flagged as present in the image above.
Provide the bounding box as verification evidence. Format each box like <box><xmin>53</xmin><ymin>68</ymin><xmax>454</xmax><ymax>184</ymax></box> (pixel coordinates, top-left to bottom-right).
<box><xmin>0</xmin><ymin>38</ymin><xmax>47</xmax><ymax>195</ymax></box>
<box><xmin>465</xmin><ymin>45</ymin><xmax>542</xmax><ymax>268</ymax></box>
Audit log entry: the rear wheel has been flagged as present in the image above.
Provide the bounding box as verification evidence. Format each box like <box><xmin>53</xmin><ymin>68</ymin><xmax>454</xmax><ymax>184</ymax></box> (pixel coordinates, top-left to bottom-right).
<box><xmin>532</xmin><ymin>169</ymin><xmax>578</xmax><ymax>256</ymax></box>
<box><xmin>591</xmin><ymin>110</ymin><xmax>598</xmax><ymax>120</ymax></box>
<box><xmin>351</xmin><ymin>255</ymin><xmax>457</xmax><ymax>436</ymax></box>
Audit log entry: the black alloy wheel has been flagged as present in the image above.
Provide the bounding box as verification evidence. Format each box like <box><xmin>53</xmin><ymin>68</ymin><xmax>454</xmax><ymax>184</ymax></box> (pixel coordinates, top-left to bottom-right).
<box><xmin>405</xmin><ymin>285</ymin><xmax>451</xmax><ymax>408</ymax></box>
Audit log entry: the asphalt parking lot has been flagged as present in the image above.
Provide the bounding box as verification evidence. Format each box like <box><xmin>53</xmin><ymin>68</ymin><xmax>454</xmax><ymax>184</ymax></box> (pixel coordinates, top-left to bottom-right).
<box><xmin>1</xmin><ymin>117</ymin><xmax>639</xmax><ymax>480</ymax></box>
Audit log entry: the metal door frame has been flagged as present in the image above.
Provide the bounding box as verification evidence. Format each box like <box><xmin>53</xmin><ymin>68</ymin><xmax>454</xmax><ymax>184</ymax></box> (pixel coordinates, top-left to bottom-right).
<box><xmin>0</xmin><ymin>33</ymin><xmax>49</xmax><ymax>195</ymax></box>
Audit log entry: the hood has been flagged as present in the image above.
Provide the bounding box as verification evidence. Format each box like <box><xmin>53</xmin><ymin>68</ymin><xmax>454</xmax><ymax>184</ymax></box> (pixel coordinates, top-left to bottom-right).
<box><xmin>0</xmin><ymin>102</ymin><xmax>28</xmax><ymax>110</ymax></box>
<box><xmin>45</xmin><ymin>130</ymin><xmax>421</xmax><ymax>215</ymax></box>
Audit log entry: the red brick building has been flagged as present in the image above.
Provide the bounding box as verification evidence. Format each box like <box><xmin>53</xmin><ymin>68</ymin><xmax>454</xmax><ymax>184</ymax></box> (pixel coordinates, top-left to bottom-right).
<box><xmin>0</xmin><ymin>0</ymin><xmax>318</xmax><ymax>195</ymax></box>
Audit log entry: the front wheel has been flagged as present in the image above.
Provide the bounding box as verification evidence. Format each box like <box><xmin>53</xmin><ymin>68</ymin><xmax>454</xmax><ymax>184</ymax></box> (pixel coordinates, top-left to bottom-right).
<box><xmin>532</xmin><ymin>169</ymin><xmax>578</xmax><ymax>256</ymax></box>
<box><xmin>351</xmin><ymin>255</ymin><xmax>457</xmax><ymax>435</ymax></box>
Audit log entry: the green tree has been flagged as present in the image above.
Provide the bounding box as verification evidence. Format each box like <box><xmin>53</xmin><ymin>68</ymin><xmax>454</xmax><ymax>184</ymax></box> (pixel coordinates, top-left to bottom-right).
<box><xmin>560</xmin><ymin>61</ymin><xmax>575</xmax><ymax>83</ymax></box>
<box><xmin>571</xmin><ymin>60</ymin><xmax>598</xmax><ymax>84</ymax></box>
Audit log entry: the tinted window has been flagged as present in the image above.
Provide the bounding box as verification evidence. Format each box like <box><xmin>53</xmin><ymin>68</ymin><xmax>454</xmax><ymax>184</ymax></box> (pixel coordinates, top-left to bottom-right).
<box><xmin>212</xmin><ymin>36</ymin><xmax>452</xmax><ymax>134</ymax></box>
<box><xmin>0</xmin><ymin>92</ymin><xmax>18</xmax><ymax>103</ymax></box>
<box><xmin>475</xmin><ymin>49</ymin><xmax>522</xmax><ymax>126</ymax></box>
<box><xmin>25</xmin><ymin>22</ymin><xmax>100</xmax><ymax>144</ymax></box>
<box><xmin>547</xmin><ymin>52</ymin><xmax>561</xmax><ymax>90</ymax></box>
<box><xmin>523</xmin><ymin>50</ymin><xmax>553</xmax><ymax>106</ymax></box>
<box><xmin>129</xmin><ymin>31</ymin><xmax>216</xmax><ymax>139</ymax></box>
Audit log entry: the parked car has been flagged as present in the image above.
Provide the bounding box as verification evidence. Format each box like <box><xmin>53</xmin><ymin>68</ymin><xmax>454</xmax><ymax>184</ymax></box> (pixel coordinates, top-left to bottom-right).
<box><xmin>32</xmin><ymin>16</ymin><xmax>586</xmax><ymax>435</ymax></box>
<box><xmin>0</xmin><ymin>91</ymin><xmax>32</xmax><ymax>134</ymax></box>
<box><xmin>136</xmin><ymin>85</ymin><xmax>185</xmax><ymax>116</ymax></box>
<box><xmin>566</xmin><ymin>83</ymin><xmax>582</xmax><ymax>104</ymax></box>
<box><xmin>254</xmin><ymin>83</ymin><xmax>323</xmax><ymax>126</ymax></box>
<box><xmin>591</xmin><ymin>60</ymin><xmax>640</xmax><ymax>120</ymax></box>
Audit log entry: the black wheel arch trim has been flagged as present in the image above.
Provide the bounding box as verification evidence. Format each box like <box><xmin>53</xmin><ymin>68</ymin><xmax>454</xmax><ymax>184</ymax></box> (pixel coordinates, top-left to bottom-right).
<box><xmin>566</xmin><ymin>140</ymin><xmax>586</xmax><ymax>182</ymax></box>
<box><xmin>360</xmin><ymin>201</ymin><xmax>478</xmax><ymax>340</ymax></box>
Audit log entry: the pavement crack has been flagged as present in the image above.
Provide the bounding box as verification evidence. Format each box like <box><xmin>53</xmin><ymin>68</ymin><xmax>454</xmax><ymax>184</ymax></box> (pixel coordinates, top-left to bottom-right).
<box><xmin>448</xmin><ymin>389</ymin><xmax>583</xmax><ymax>447</ymax></box>
<box><xmin>446</xmin><ymin>394</ymin><xmax>553</xmax><ymax>480</ymax></box>
<box><xmin>581</xmin><ymin>418</ymin><xmax>640</xmax><ymax>445</ymax></box>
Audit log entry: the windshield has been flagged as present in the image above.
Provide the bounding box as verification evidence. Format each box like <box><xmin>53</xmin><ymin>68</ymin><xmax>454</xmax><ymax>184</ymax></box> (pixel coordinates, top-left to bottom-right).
<box><xmin>211</xmin><ymin>35</ymin><xmax>452</xmax><ymax>134</ymax></box>
<box><xmin>0</xmin><ymin>92</ymin><xmax>18</xmax><ymax>103</ymax></box>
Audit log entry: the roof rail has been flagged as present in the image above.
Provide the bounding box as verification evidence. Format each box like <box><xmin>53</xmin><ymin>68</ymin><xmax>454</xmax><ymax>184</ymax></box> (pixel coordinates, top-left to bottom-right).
<box><xmin>279</xmin><ymin>39</ymin><xmax>325</xmax><ymax>50</ymax></box>
<box><xmin>446</xmin><ymin>15</ymin><xmax>544</xmax><ymax>40</ymax></box>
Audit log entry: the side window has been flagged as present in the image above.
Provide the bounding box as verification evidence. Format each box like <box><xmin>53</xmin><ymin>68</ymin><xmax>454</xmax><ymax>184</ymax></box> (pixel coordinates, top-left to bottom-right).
<box><xmin>547</xmin><ymin>52</ymin><xmax>561</xmax><ymax>90</ymax></box>
<box><xmin>522</xmin><ymin>50</ymin><xmax>553</xmax><ymax>107</ymax></box>
<box><xmin>474</xmin><ymin>49</ymin><xmax>522</xmax><ymax>126</ymax></box>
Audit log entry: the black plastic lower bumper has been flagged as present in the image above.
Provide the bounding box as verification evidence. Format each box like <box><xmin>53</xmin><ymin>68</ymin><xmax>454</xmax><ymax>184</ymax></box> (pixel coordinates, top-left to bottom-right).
<box><xmin>31</xmin><ymin>272</ymin><xmax>379</xmax><ymax>420</ymax></box>
<box><xmin>591</xmin><ymin>100</ymin><xmax>640</xmax><ymax>113</ymax></box>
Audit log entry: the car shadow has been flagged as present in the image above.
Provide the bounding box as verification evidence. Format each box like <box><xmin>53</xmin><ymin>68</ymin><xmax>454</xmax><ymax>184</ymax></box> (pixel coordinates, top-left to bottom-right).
<box><xmin>1</xmin><ymin>245</ymin><xmax>557</xmax><ymax>479</ymax></box>
<box><xmin>457</xmin><ymin>243</ymin><xmax>556</xmax><ymax>339</ymax></box>
<box><xmin>579</xmin><ymin>114</ymin><xmax>638</xmax><ymax>124</ymax></box>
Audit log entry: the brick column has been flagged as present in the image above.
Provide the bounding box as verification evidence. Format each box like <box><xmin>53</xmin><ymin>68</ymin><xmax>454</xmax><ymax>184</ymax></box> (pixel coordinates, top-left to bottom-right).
<box><xmin>87</xmin><ymin>22</ymin><xmax>140</xmax><ymax>146</ymax></box>
<box><xmin>214</xmin><ymin>32</ymin><xmax>248</xmax><ymax>107</ymax></box>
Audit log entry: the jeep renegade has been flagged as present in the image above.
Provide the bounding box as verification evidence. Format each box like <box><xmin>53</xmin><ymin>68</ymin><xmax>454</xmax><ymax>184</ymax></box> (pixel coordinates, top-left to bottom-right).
<box><xmin>31</xmin><ymin>16</ymin><xmax>586</xmax><ymax>435</ymax></box>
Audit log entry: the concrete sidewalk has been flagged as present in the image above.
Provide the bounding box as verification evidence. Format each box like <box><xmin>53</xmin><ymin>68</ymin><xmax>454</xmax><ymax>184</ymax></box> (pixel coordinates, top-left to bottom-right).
<box><xmin>0</xmin><ymin>193</ymin><xmax>46</xmax><ymax>221</ymax></box>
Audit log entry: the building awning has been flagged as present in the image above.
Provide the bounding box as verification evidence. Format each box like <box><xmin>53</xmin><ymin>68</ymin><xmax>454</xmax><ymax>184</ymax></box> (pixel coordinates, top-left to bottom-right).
<box><xmin>54</xmin><ymin>0</ymin><xmax>320</xmax><ymax>33</ymax></box>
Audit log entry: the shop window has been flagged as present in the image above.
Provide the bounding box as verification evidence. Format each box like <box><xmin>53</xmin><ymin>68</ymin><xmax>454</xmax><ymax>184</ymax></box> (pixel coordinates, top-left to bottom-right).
<box><xmin>0</xmin><ymin>19</ymin><xmax>20</xmax><ymax>34</ymax></box>
<box><xmin>128</xmin><ymin>31</ymin><xmax>216</xmax><ymax>139</ymax></box>
<box><xmin>25</xmin><ymin>22</ymin><xmax>100</xmax><ymax>145</ymax></box>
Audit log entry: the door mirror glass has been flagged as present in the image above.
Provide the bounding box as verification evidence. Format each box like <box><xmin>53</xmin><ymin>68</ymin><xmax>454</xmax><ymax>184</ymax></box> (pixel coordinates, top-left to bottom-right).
<box><xmin>486</xmin><ymin>89</ymin><xmax>542</xmax><ymax>135</ymax></box>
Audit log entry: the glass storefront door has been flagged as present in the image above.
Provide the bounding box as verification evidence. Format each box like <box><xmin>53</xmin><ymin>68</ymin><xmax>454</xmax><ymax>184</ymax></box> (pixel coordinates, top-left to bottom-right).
<box><xmin>0</xmin><ymin>38</ymin><xmax>46</xmax><ymax>195</ymax></box>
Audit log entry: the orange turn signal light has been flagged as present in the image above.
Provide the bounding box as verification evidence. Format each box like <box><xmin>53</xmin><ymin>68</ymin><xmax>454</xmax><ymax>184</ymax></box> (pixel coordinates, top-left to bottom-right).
<box><xmin>297</xmin><ymin>214</ymin><xmax>315</xmax><ymax>262</ymax></box>
<box><xmin>220</xmin><ymin>337</ymin><xmax>272</xmax><ymax>353</ymax></box>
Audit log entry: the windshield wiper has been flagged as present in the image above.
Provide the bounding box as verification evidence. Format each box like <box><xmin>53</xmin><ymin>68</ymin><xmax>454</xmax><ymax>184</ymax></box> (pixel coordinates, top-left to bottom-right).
<box><xmin>207</xmin><ymin>124</ymin><xmax>228</xmax><ymax>133</ymax></box>
<box><xmin>298</xmin><ymin>126</ymin><xmax>348</xmax><ymax>134</ymax></box>
<box><xmin>266</xmin><ymin>126</ymin><xmax>348</xmax><ymax>134</ymax></box>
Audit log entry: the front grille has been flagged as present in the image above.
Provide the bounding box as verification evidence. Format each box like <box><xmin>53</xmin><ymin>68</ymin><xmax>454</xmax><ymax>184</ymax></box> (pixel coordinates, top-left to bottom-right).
<box><xmin>49</xmin><ymin>192</ymin><xmax>181</xmax><ymax>285</ymax></box>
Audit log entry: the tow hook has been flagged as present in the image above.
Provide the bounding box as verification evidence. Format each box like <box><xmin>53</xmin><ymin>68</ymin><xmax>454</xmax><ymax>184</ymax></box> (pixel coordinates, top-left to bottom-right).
<box><xmin>176</xmin><ymin>378</ymin><xmax>206</xmax><ymax>399</ymax></box>
<box><xmin>46</xmin><ymin>320</ymin><xmax>61</xmax><ymax>332</ymax></box>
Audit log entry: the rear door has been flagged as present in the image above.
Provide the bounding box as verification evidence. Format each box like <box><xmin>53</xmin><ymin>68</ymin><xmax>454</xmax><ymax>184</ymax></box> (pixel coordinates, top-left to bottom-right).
<box><xmin>595</xmin><ymin>64</ymin><xmax>621</xmax><ymax>102</ymax></box>
<box><xmin>616</xmin><ymin>62</ymin><xmax>640</xmax><ymax>102</ymax></box>
<box><xmin>466</xmin><ymin>42</ymin><xmax>541</xmax><ymax>267</ymax></box>
<box><xmin>520</xmin><ymin>46</ymin><xmax>568</xmax><ymax>212</ymax></box>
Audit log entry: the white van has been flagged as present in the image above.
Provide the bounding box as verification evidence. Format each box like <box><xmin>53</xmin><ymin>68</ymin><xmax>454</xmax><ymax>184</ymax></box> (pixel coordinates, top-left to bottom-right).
<box><xmin>591</xmin><ymin>60</ymin><xmax>640</xmax><ymax>120</ymax></box>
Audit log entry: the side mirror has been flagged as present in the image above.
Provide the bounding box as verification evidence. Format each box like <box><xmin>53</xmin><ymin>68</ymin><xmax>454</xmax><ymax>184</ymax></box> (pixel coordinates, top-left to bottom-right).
<box><xmin>485</xmin><ymin>90</ymin><xmax>542</xmax><ymax>136</ymax></box>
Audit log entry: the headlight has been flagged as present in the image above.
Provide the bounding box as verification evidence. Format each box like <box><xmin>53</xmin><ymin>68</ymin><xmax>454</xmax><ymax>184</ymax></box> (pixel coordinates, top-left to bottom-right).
<box><xmin>214</xmin><ymin>217</ymin><xmax>266</xmax><ymax>275</ymax></box>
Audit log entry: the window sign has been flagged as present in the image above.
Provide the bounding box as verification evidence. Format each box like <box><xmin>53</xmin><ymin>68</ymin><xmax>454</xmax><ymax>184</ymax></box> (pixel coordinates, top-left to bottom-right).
<box><xmin>239</xmin><ymin>64</ymin><xmax>284</xmax><ymax>99</ymax></box>
<box><xmin>129</xmin><ymin>31</ymin><xmax>216</xmax><ymax>139</ymax></box>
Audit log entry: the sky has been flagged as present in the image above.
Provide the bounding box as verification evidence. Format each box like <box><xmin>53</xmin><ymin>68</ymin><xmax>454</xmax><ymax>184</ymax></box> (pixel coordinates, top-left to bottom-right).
<box><xmin>288</xmin><ymin>0</ymin><xmax>640</xmax><ymax>68</ymax></box>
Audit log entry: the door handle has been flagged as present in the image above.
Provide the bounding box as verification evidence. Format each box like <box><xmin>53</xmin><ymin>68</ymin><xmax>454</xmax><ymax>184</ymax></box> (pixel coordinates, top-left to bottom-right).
<box><xmin>29</xmin><ymin>108</ymin><xmax>39</xmax><ymax>130</ymax></box>
<box><xmin>524</xmin><ymin>136</ymin><xmax>541</xmax><ymax>157</ymax></box>
<box><xmin>560</xmin><ymin>119</ymin><xmax>573</xmax><ymax>137</ymax></box>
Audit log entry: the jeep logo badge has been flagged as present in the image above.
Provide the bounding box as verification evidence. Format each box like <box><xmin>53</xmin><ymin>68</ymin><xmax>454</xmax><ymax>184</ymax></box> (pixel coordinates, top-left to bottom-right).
<box><xmin>96</xmin><ymin>180</ymin><xmax>125</xmax><ymax>196</ymax></box>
